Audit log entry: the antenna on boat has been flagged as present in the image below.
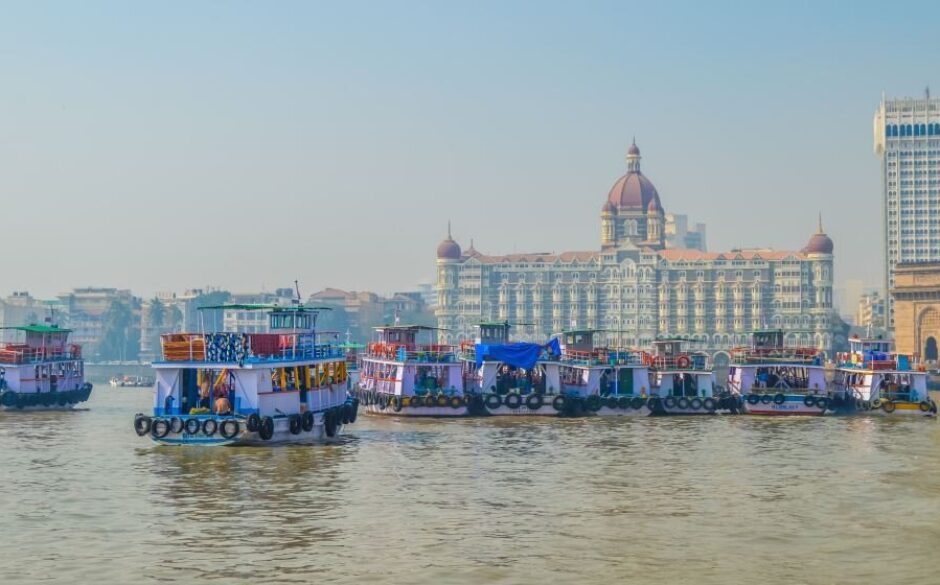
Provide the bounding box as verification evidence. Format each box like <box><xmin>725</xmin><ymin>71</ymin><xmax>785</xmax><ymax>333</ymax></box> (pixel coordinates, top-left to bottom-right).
<box><xmin>294</xmin><ymin>280</ymin><xmax>302</xmax><ymax>305</ymax></box>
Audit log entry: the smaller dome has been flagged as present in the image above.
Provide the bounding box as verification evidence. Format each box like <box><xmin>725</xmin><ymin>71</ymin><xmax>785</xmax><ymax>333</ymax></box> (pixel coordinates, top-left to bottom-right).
<box><xmin>628</xmin><ymin>142</ymin><xmax>640</xmax><ymax>156</ymax></box>
<box><xmin>647</xmin><ymin>198</ymin><xmax>659</xmax><ymax>212</ymax></box>
<box><xmin>437</xmin><ymin>238</ymin><xmax>461</xmax><ymax>259</ymax></box>
<box><xmin>802</xmin><ymin>214</ymin><xmax>834</xmax><ymax>255</ymax></box>
<box><xmin>803</xmin><ymin>233</ymin><xmax>833</xmax><ymax>255</ymax></box>
<box><xmin>601</xmin><ymin>201</ymin><xmax>616</xmax><ymax>213</ymax></box>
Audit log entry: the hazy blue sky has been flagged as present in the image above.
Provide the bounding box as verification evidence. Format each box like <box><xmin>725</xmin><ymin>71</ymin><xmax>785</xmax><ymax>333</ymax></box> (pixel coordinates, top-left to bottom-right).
<box><xmin>1</xmin><ymin>1</ymin><xmax>937</xmax><ymax>306</ymax></box>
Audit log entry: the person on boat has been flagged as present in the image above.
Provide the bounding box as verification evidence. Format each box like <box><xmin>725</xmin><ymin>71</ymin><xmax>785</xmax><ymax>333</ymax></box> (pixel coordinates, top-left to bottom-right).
<box><xmin>214</xmin><ymin>394</ymin><xmax>232</xmax><ymax>415</ymax></box>
<box><xmin>198</xmin><ymin>380</ymin><xmax>211</xmax><ymax>409</ymax></box>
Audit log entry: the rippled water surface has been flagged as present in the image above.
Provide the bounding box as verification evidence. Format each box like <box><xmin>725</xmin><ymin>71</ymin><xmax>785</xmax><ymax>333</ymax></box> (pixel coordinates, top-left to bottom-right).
<box><xmin>2</xmin><ymin>389</ymin><xmax>940</xmax><ymax>585</ymax></box>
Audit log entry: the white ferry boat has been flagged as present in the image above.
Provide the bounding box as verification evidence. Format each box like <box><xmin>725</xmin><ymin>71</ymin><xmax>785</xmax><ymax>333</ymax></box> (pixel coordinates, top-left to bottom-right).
<box><xmin>353</xmin><ymin>325</ymin><xmax>467</xmax><ymax>417</ymax></box>
<box><xmin>459</xmin><ymin>322</ymin><xmax>567</xmax><ymax>416</ymax></box>
<box><xmin>645</xmin><ymin>338</ymin><xmax>732</xmax><ymax>415</ymax></box>
<box><xmin>133</xmin><ymin>304</ymin><xmax>358</xmax><ymax>445</ymax></box>
<box><xmin>0</xmin><ymin>325</ymin><xmax>93</xmax><ymax>411</ymax></box>
<box><xmin>728</xmin><ymin>330</ymin><xmax>838</xmax><ymax>416</ymax></box>
<box><xmin>833</xmin><ymin>337</ymin><xmax>936</xmax><ymax>417</ymax></box>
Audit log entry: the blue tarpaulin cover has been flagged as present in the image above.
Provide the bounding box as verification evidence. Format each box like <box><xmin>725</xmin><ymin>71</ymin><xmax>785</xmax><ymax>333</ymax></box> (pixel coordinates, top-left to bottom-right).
<box><xmin>476</xmin><ymin>338</ymin><xmax>560</xmax><ymax>369</ymax></box>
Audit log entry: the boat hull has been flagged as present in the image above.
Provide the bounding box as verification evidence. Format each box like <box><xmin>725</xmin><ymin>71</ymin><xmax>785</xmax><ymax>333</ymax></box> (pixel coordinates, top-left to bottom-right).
<box><xmin>0</xmin><ymin>385</ymin><xmax>93</xmax><ymax>411</ymax></box>
<box><xmin>742</xmin><ymin>394</ymin><xmax>828</xmax><ymax>416</ymax></box>
<box><xmin>865</xmin><ymin>401</ymin><xmax>936</xmax><ymax>417</ymax></box>
<box><xmin>364</xmin><ymin>404</ymin><xmax>468</xmax><ymax>417</ymax></box>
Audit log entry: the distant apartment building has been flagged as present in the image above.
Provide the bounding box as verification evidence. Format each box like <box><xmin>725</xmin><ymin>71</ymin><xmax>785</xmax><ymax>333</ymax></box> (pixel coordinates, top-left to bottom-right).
<box><xmin>222</xmin><ymin>289</ymin><xmax>296</xmax><ymax>333</ymax></box>
<box><xmin>665</xmin><ymin>213</ymin><xmax>707</xmax><ymax>251</ymax></box>
<box><xmin>57</xmin><ymin>287</ymin><xmax>136</xmax><ymax>348</ymax></box>
<box><xmin>855</xmin><ymin>291</ymin><xmax>886</xmax><ymax>330</ymax></box>
<box><xmin>874</xmin><ymin>92</ymin><xmax>940</xmax><ymax>328</ymax></box>
<box><xmin>0</xmin><ymin>292</ymin><xmax>65</xmax><ymax>342</ymax></box>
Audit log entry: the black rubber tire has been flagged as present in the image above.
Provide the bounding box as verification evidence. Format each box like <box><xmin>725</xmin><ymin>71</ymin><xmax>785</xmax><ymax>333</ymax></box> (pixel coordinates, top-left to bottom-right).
<box><xmin>450</xmin><ymin>396</ymin><xmax>463</xmax><ymax>409</ymax></box>
<box><xmin>773</xmin><ymin>393</ymin><xmax>786</xmax><ymax>405</ymax></box>
<box><xmin>526</xmin><ymin>393</ymin><xmax>543</xmax><ymax>410</ymax></box>
<box><xmin>690</xmin><ymin>398</ymin><xmax>703</xmax><ymax>410</ymax></box>
<box><xmin>617</xmin><ymin>396</ymin><xmax>631</xmax><ymax>409</ymax></box>
<box><xmin>585</xmin><ymin>395</ymin><xmax>601</xmax><ymax>412</ymax></box>
<box><xmin>505</xmin><ymin>393</ymin><xmax>522</xmax><ymax>410</ymax></box>
<box><xmin>647</xmin><ymin>396</ymin><xmax>663</xmax><ymax>414</ymax></box>
<box><xmin>631</xmin><ymin>397</ymin><xmax>645</xmax><ymax>410</ymax></box>
<box><xmin>552</xmin><ymin>395</ymin><xmax>566</xmax><ymax>411</ymax></box>
<box><xmin>134</xmin><ymin>414</ymin><xmax>152</xmax><ymax>436</ymax></box>
<box><xmin>184</xmin><ymin>418</ymin><xmax>201</xmax><ymax>435</ymax></box>
<box><xmin>0</xmin><ymin>391</ymin><xmax>17</xmax><ymax>408</ymax></box>
<box><xmin>391</xmin><ymin>396</ymin><xmax>402</xmax><ymax>412</ymax></box>
<box><xmin>803</xmin><ymin>395</ymin><xmax>817</xmax><ymax>407</ymax></box>
<box><xmin>168</xmin><ymin>417</ymin><xmax>184</xmax><ymax>434</ymax></box>
<box><xmin>746</xmin><ymin>394</ymin><xmax>760</xmax><ymax>405</ymax></box>
<box><xmin>604</xmin><ymin>396</ymin><xmax>619</xmax><ymax>409</ymax></box>
<box><xmin>760</xmin><ymin>394</ymin><xmax>773</xmax><ymax>404</ymax></box>
<box><xmin>677</xmin><ymin>397</ymin><xmax>690</xmax><ymax>410</ymax></box>
<box><xmin>664</xmin><ymin>396</ymin><xmax>677</xmax><ymax>408</ymax></box>
<box><xmin>436</xmin><ymin>395</ymin><xmax>448</xmax><ymax>408</ymax></box>
<box><xmin>220</xmin><ymin>419</ymin><xmax>240</xmax><ymax>440</ymax></box>
<box><xmin>486</xmin><ymin>394</ymin><xmax>503</xmax><ymax>409</ymax></box>
<box><xmin>703</xmin><ymin>397</ymin><xmax>716</xmax><ymax>412</ymax></box>
<box><xmin>259</xmin><ymin>416</ymin><xmax>274</xmax><ymax>440</ymax></box>
<box><xmin>246</xmin><ymin>413</ymin><xmax>261</xmax><ymax>432</ymax></box>
<box><xmin>882</xmin><ymin>400</ymin><xmax>896</xmax><ymax>413</ymax></box>
<box><xmin>324</xmin><ymin>409</ymin><xmax>338</xmax><ymax>437</ymax></box>
<box><xmin>816</xmin><ymin>397</ymin><xmax>829</xmax><ymax>410</ymax></box>
<box><xmin>302</xmin><ymin>410</ymin><xmax>315</xmax><ymax>432</ymax></box>
<box><xmin>288</xmin><ymin>414</ymin><xmax>302</xmax><ymax>435</ymax></box>
<box><xmin>151</xmin><ymin>418</ymin><xmax>170</xmax><ymax>439</ymax></box>
<box><xmin>919</xmin><ymin>401</ymin><xmax>931</xmax><ymax>412</ymax></box>
<box><xmin>202</xmin><ymin>418</ymin><xmax>218</xmax><ymax>437</ymax></box>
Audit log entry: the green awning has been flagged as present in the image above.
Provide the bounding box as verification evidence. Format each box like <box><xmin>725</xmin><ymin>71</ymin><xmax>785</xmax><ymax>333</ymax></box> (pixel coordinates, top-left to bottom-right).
<box><xmin>0</xmin><ymin>325</ymin><xmax>72</xmax><ymax>334</ymax></box>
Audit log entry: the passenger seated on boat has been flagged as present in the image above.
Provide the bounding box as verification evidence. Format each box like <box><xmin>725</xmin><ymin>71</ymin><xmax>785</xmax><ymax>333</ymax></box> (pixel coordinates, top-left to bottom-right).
<box><xmin>214</xmin><ymin>395</ymin><xmax>232</xmax><ymax>415</ymax></box>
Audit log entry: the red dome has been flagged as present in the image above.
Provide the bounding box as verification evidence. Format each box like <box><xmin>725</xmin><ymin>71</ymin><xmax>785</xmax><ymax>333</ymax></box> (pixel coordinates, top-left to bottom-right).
<box><xmin>803</xmin><ymin>233</ymin><xmax>834</xmax><ymax>255</ymax></box>
<box><xmin>647</xmin><ymin>197</ymin><xmax>659</xmax><ymax>212</ymax></box>
<box><xmin>628</xmin><ymin>143</ymin><xmax>640</xmax><ymax>156</ymax></box>
<box><xmin>437</xmin><ymin>238</ymin><xmax>461</xmax><ymax>259</ymax></box>
<box><xmin>607</xmin><ymin>172</ymin><xmax>661</xmax><ymax>210</ymax></box>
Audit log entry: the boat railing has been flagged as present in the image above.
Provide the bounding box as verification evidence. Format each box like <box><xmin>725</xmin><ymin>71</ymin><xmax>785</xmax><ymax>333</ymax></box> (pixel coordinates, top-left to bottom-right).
<box><xmin>0</xmin><ymin>343</ymin><xmax>82</xmax><ymax>364</ymax></box>
<box><xmin>159</xmin><ymin>333</ymin><xmax>344</xmax><ymax>363</ymax></box>
<box><xmin>835</xmin><ymin>351</ymin><xmax>920</xmax><ymax>371</ymax></box>
<box><xmin>559</xmin><ymin>348</ymin><xmax>646</xmax><ymax>366</ymax></box>
<box><xmin>364</xmin><ymin>342</ymin><xmax>457</xmax><ymax>363</ymax></box>
<box><xmin>730</xmin><ymin>347</ymin><xmax>822</xmax><ymax>365</ymax></box>
<box><xmin>647</xmin><ymin>353</ymin><xmax>710</xmax><ymax>371</ymax></box>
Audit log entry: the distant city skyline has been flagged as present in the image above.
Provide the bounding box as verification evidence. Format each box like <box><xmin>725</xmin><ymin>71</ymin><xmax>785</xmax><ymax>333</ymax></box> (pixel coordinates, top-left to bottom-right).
<box><xmin>2</xmin><ymin>2</ymin><xmax>938</xmax><ymax>299</ymax></box>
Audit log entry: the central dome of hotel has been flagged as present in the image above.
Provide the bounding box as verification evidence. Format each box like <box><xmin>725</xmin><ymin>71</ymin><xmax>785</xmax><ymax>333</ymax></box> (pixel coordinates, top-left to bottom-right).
<box><xmin>606</xmin><ymin>142</ymin><xmax>662</xmax><ymax>210</ymax></box>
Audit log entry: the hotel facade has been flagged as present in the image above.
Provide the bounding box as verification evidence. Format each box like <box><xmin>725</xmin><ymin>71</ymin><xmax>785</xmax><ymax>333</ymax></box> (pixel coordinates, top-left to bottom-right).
<box><xmin>435</xmin><ymin>143</ymin><xmax>837</xmax><ymax>354</ymax></box>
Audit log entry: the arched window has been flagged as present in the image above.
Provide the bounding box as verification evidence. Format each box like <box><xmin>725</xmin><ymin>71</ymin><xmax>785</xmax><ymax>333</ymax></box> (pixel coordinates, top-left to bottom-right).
<box><xmin>907</xmin><ymin>124</ymin><xmax>913</xmax><ymax>135</ymax></box>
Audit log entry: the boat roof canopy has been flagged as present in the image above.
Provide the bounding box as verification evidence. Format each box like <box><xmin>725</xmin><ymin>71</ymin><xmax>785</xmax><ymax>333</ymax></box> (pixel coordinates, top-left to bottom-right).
<box><xmin>0</xmin><ymin>325</ymin><xmax>72</xmax><ymax>334</ymax></box>
<box><xmin>197</xmin><ymin>303</ymin><xmax>332</xmax><ymax>312</ymax></box>
<box><xmin>374</xmin><ymin>324</ymin><xmax>446</xmax><ymax>331</ymax></box>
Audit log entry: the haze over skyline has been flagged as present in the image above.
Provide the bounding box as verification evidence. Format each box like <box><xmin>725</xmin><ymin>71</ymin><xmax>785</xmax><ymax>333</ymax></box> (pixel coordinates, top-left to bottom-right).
<box><xmin>2</xmin><ymin>1</ymin><xmax>938</xmax><ymax>305</ymax></box>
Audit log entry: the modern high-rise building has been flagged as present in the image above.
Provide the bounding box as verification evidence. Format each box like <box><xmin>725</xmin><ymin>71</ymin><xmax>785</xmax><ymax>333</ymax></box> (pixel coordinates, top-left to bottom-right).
<box><xmin>436</xmin><ymin>142</ymin><xmax>838</xmax><ymax>354</ymax></box>
<box><xmin>873</xmin><ymin>92</ymin><xmax>940</xmax><ymax>328</ymax></box>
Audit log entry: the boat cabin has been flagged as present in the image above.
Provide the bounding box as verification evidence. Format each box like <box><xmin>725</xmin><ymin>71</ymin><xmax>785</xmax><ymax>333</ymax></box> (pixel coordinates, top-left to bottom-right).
<box><xmin>554</xmin><ymin>329</ymin><xmax>648</xmax><ymax>397</ymax></box>
<box><xmin>152</xmin><ymin>304</ymin><xmax>348</xmax><ymax>418</ymax></box>
<box><xmin>837</xmin><ymin>337</ymin><xmax>916</xmax><ymax>371</ymax></box>
<box><xmin>360</xmin><ymin>325</ymin><xmax>461</xmax><ymax>397</ymax></box>
<box><xmin>0</xmin><ymin>325</ymin><xmax>84</xmax><ymax>393</ymax></box>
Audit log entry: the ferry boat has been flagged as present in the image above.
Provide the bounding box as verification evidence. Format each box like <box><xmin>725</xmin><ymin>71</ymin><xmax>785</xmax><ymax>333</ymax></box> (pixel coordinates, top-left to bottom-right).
<box><xmin>645</xmin><ymin>338</ymin><xmax>733</xmax><ymax>415</ymax></box>
<box><xmin>109</xmin><ymin>375</ymin><xmax>154</xmax><ymax>388</ymax></box>
<box><xmin>0</xmin><ymin>325</ymin><xmax>93</xmax><ymax>411</ymax></box>
<box><xmin>459</xmin><ymin>322</ymin><xmax>569</xmax><ymax>416</ymax></box>
<box><xmin>353</xmin><ymin>325</ymin><xmax>467</xmax><ymax>416</ymax></box>
<box><xmin>833</xmin><ymin>337</ymin><xmax>936</xmax><ymax>417</ymax></box>
<box><xmin>133</xmin><ymin>304</ymin><xmax>358</xmax><ymax>445</ymax></box>
<box><xmin>728</xmin><ymin>330</ymin><xmax>840</xmax><ymax>416</ymax></box>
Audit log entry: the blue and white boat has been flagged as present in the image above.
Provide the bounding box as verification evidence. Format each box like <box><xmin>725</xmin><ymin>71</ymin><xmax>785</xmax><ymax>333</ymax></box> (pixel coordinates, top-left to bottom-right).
<box><xmin>354</xmin><ymin>325</ymin><xmax>467</xmax><ymax>417</ymax></box>
<box><xmin>0</xmin><ymin>324</ymin><xmax>93</xmax><ymax>411</ymax></box>
<box><xmin>133</xmin><ymin>303</ymin><xmax>358</xmax><ymax>446</ymax></box>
